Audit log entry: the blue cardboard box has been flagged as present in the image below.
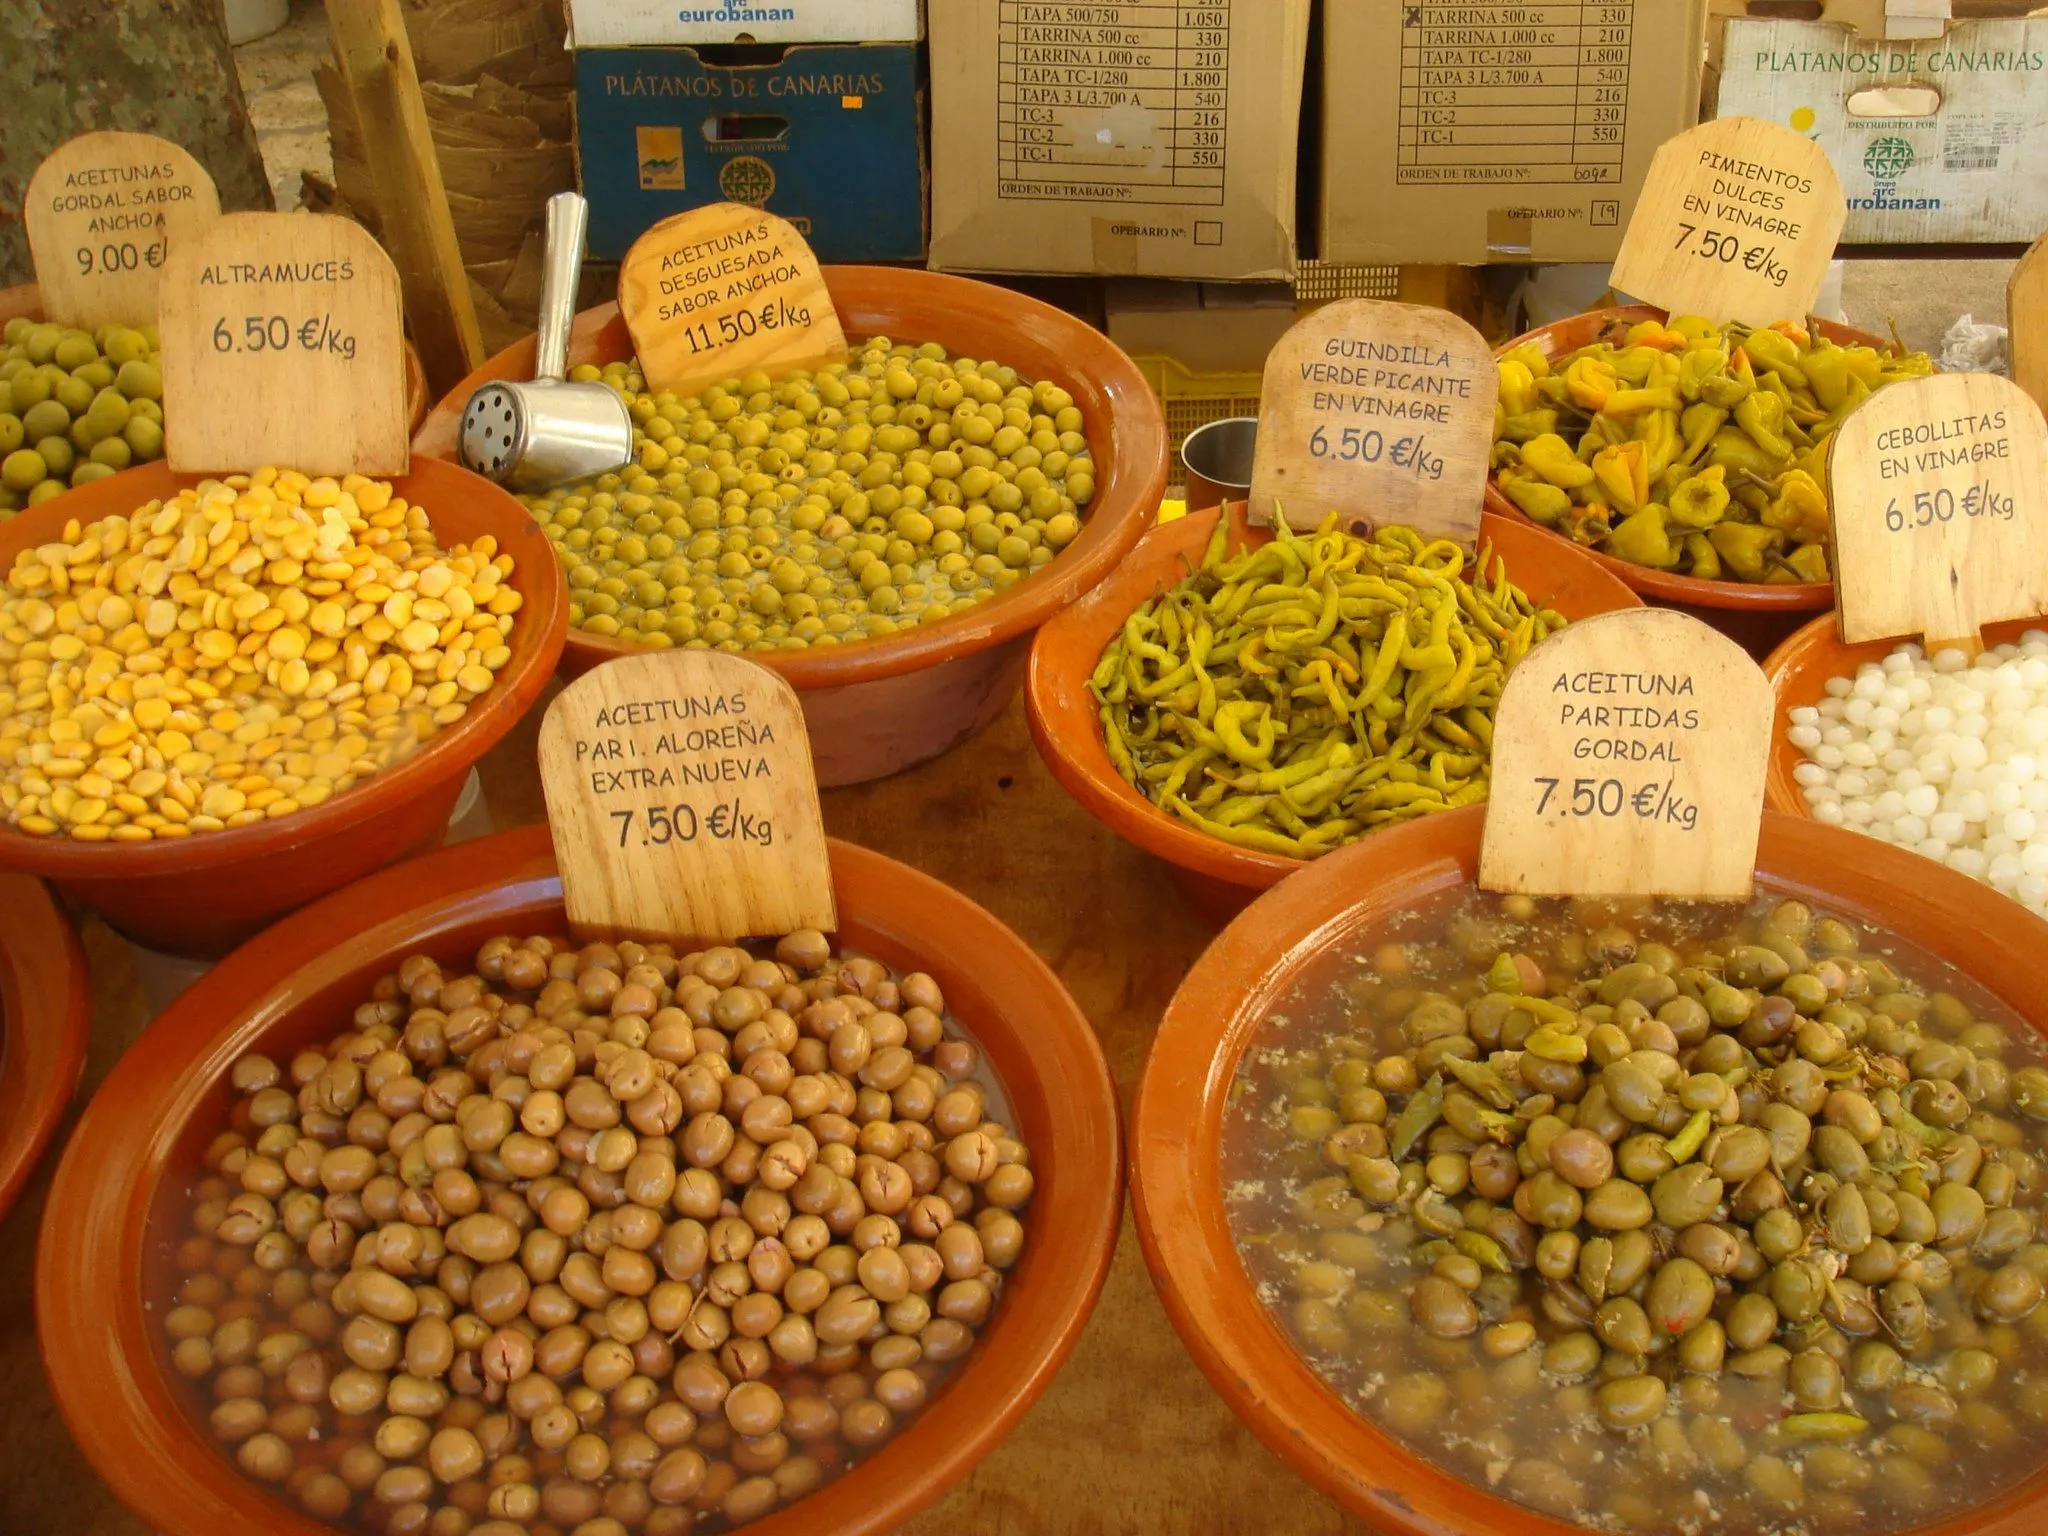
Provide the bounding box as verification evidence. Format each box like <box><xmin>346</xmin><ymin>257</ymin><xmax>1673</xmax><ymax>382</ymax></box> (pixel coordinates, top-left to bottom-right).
<box><xmin>576</xmin><ymin>42</ymin><xmax>925</xmax><ymax>263</ymax></box>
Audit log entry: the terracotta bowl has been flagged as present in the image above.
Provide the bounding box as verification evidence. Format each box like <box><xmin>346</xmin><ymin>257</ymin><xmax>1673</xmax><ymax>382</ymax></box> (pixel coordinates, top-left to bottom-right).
<box><xmin>0</xmin><ymin>873</ymin><xmax>90</xmax><ymax>1222</ymax></box>
<box><xmin>1486</xmin><ymin>305</ymin><xmax>1898</xmax><ymax>659</ymax></box>
<box><xmin>0</xmin><ymin>283</ymin><xmax>430</xmax><ymax>433</ymax></box>
<box><xmin>0</xmin><ymin>459</ymin><xmax>567</xmax><ymax>957</ymax></box>
<box><xmin>414</xmin><ymin>268</ymin><xmax>1170</xmax><ymax>786</ymax></box>
<box><xmin>1761</xmin><ymin>614</ymin><xmax>2048</xmax><ymax>819</ymax></box>
<box><xmin>1024</xmin><ymin>502</ymin><xmax>1644</xmax><ymax>925</ymax></box>
<box><xmin>39</xmin><ymin>823</ymin><xmax>1122</xmax><ymax>1536</ymax></box>
<box><xmin>1132</xmin><ymin>800</ymin><xmax>2048</xmax><ymax>1536</ymax></box>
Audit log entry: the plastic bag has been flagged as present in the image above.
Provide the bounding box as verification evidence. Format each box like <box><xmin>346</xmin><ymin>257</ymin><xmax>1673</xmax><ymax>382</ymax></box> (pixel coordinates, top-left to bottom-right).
<box><xmin>1938</xmin><ymin>314</ymin><xmax>2010</xmax><ymax>376</ymax></box>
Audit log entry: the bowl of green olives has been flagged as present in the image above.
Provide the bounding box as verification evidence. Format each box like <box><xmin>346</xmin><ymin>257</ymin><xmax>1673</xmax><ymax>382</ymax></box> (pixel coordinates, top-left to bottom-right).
<box><xmin>415</xmin><ymin>269</ymin><xmax>1169</xmax><ymax>786</ymax></box>
<box><xmin>1135</xmin><ymin>802</ymin><xmax>2048</xmax><ymax>1536</ymax></box>
<box><xmin>1</xmin><ymin>310</ymin><xmax>169</xmax><ymax>515</ymax></box>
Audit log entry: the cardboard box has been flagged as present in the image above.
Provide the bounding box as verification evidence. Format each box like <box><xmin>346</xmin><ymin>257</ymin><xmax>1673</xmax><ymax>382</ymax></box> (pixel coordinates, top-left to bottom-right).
<box><xmin>566</xmin><ymin>0</ymin><xmax>921</xmax><ymax>48</ymax></box>
<box><xmin>926</xmin><ymin>0</ymin><xmax>1310</xmax><ymax>280</ymax></box>
<box><xmin>1104</xmin><ymin>279</ymin><xmax>1299</xmax><ymax>373</ymax></box>
<box><xmin>1320</xmin><ymin>0</ymin><xmax>1709</xmax><ymax>266</ymax></box>
<box><xmin>1714</xmin><ymin>16</ymin><xmax>2048</xmax><ymax>242</ymax></box>
<box><xmin>574</xmin><ymin>41</ymin><xmax>926</xmax><ymax>263</ymax></box>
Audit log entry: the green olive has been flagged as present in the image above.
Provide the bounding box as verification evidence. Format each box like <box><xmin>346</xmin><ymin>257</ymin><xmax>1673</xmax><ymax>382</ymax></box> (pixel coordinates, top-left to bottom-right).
<box><xmin>1645</xmin><ymin>1257</ymin><xmax>1715</xmax><ymax>1337</ymax></box>
<box><xmin>1594</xmin><ymin>1373</ymin><xmax>1666</xmax><ymax>1429</ymax></box>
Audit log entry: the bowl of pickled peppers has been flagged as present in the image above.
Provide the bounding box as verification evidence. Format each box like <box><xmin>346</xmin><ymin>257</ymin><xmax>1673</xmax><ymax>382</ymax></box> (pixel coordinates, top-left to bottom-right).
<box><xmin>1486</xmin><ymin>306</ymin><xmax>1932</xmax><ymax>611</ymax></box>
<box><xmin>1025</xmin><ymin>503</ymin><xmax>1641</xmax><ymax>922</ymax></box>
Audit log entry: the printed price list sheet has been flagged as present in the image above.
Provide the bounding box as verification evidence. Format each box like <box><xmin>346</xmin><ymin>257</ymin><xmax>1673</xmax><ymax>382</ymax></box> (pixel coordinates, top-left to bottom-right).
<box><xmin>1397</xmin><ymin>0</ymin><xmax>1635</xmax><ymax>185</ymax></box>
<box><xmin>995</xmin><ymin>1</ymin><xmax>1230</xmax><ymax>204</ymax></box>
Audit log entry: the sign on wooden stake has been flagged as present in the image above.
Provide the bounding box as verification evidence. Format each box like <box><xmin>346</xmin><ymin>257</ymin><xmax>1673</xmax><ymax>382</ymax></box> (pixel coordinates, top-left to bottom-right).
<box><xmin>2012</xmin><ymin>233</ymin><xmax>2048</xmax><ymax>421</ymax></box>
<box><xmin>1609</xmin><ymin>117</ymin><xmax>1844</xmax><ymax>327</ymax></box>
<box><xmin>618</xmin><ymin>203</ymin><xmax>847</xmax><ymax>396</ymax></box>
<box><xmin>23</xmin><ymin>131</ymin><xmax>221</xmax><ymax>330</ymax></box>
<box><xmin>1828</xmin><ymin>372</ymin><xmax>2048</xmax><ymax>653</ymax></box>
<box><xmin>1479</xmin><ymin>609</ymin><xmax>1774</xmax><ymax>901</ymax></box>
<box><xmin>158</xmin><ymin>213</ymin><xmax>409</xmax><ymax>476</ymax></box>
<box><xmin>538</xmin><ymin>650</ymin><xmax>836</xmax><ymax>944</ymax></box>
<box><xmin>1247</xmin><ymin>299</ymin><xmax>1494</xmax><ymax>546</ymax></box>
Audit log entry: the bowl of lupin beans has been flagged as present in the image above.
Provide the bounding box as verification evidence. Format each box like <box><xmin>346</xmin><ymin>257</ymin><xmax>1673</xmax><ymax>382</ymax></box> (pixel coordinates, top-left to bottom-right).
<box><xmin>0</xmin><ymin>292</ymin><xmax>428</xmax><ymax>521</ymax></box>
<box><xmin>39</xmin><ymin>823</ymin><xmax>1121</xmax><ymax>1536</ymax></box>
<box><xmin>0</xmin><ymin>458</ymin><xmax>566</xmax><ymax>957</ymax></box>
<box><xmin>0</xmin><ymin>871</ymin><xmax>90</xmax><ymax>1222</ymax></box>
<box><xmin>1133</xmin><ymin>798</ymin><xmax>2048</xmax><ymax>1536</ymax></box>
<box><xmin>1024</xmin><ymin>501</ymin><xmax>1642</xmax><ymax>924</ymax></box>
<box><xmin>1484</xmin><ymin>306</ymin><xmax>1932</xmax><ymax>657</ymax></box>
<box><xmin>1763</xmin><ymin>616</ymin><xmax>2048</xmax><ymax>921</ymax></box>
<box><xmin>414</xmin><ymin>268</ymin><xmax>1169</xmax><ymax>786</ymax></box>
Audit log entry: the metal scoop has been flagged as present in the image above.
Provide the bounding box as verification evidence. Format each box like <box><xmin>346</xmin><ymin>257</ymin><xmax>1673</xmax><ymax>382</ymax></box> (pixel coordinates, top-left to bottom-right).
<box><xmin>459</xmin><ymin>192</ymin><xmax>634</xmax><ymax>491</ymax></box>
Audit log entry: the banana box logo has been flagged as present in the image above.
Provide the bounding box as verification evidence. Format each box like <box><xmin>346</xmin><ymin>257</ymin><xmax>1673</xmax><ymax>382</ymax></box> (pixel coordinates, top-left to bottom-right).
<box><xmin>719</xmin><ymin>155</ymin><xmax>776</xmax><ymax>207</ymax></box>
<box><xmin>637</xmin><ymin>127</ymin><xmax>685</xmax><ymax>191</ymax></box>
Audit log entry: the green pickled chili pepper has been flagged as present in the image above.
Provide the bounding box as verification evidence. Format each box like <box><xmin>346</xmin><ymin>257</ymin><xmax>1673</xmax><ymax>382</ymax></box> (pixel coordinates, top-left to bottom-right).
<box><xmin>1601</xmin><ymin>386</ymin><xmax>1682</xmax><ymax>417</ymax></box>
<box><xmin>1390</xmin><ymin>1073</ymin><xmax>1446</xmax><ymax>1160</ymax></box>
<box><xmin>1679</xmin><ymin>402</ymin><xmax>1728</xmax><ymax>462</ymax></box>
<box><xmin>1741</xmin><ymin>325</ymin><xmax>1806</xmax><ymax>384</ymax></box>
<box><xmin>1605</xmin><ymin>504</ymin><xmax>1683</xmax><ymax>569</ymax></box>
<box><xmin>1518</xmin><ymin>433</ymin><xmax>1596</xmax><ymax>489</ymax></box>
<box><xmin>1699</xmin><ymin>352</ymin><xmax>1757</xmax><ymax>409</ymax></box>
<box><xmin>1499</xmin><ymin>474</ymin><xmax>1569</xmax><ymax>527</ymax></box>
<box><xmin>1708</xmin><ymin>520</ymin><xmax>1782</xmax><ymax>581</ymax></box>
<box><xmin>1636</xmin><ymin>409</ymin><xmax>1681</xmax><ymax>482</ymax></box>
<box><xmin>1735</xmin><ymin>391</ymin><xmax>1793</xmax><ymax>460</ymax></box>
<box><xmin>1678</xmin><ymin>346</ymin><xmax>1731</xmax><ymax>400</ymax></box>
<box><xmin>1090</xmin><ymin>512</ymin><xmax>1565</xmax><ymax>861</ymax></box>
<box><xmin>1708</xmin><ymin>427</ymin><xmax>1785</xmax><ymax>481</ymax></box>
<box><xmin>1667</xmin><ymin>464</ymin><xmax>1731</xmax><ymax>530</ymax></box>
<box><xmin>1762</xmin><ymin>468</ymin><xmax>1829</xmax><ymax>545</ymax></box>
<box><xmin>1497</xmin><ymin>409</ymin><xmax>1560</xmax><ymax>443</ymax></box>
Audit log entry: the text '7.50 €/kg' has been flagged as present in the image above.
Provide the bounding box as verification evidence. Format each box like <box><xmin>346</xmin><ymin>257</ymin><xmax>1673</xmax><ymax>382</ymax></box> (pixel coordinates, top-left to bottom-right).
<box><xmin>610</xmin><ymin>798</ymin><xmax>775</xmax><ymax>850</ymax></box>
<box><xmin>1672</xmin><ymin>222</ymin><xmax>1789</xmax><ymax>290</ymax></box>
<box><xmin>1535</xmin><ymin>775</ymin><xmax>1699</xmax><ymax>831</ymax></box>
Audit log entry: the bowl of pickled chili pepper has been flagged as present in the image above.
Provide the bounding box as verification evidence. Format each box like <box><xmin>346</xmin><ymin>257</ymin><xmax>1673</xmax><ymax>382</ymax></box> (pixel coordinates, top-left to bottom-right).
<box><xmin>1483</xmin><ymin>307</ymin><xmax>1932</xmax><ymax>654</ymax></box>
<box><xmin>1024</xmin><ymin>502</ymin><xmax>1641</xmax><ymax>925</ymax></box>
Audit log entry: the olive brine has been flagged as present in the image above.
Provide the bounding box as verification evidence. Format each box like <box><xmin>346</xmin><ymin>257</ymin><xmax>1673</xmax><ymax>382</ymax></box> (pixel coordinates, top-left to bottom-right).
<box><xmin>1225</xmin><ymin>890</ymin><xmax>2048</xmax><ymax>1535</ymax></box>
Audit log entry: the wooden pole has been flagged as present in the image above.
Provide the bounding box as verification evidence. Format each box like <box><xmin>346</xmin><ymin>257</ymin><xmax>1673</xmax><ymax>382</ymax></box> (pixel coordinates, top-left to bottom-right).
<box><xmin>324</xmin><ymin>0</ymin><xmax>485</xmax><ymax>396</ymax></box>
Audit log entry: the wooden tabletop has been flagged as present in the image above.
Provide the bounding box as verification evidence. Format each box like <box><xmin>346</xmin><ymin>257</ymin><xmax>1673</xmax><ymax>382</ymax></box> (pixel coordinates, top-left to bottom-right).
<box><xmin>0</xmin><ymin>687</ymin><xmax>1375</xmax><ymax>1536</ymax></box>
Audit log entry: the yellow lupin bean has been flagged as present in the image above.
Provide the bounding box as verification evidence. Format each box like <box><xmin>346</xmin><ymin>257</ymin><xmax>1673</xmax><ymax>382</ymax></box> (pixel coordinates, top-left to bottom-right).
<box><xmin>0</xmin><ymin>470</ymin><xmax>519</xmax><ymax>842</ymax></box>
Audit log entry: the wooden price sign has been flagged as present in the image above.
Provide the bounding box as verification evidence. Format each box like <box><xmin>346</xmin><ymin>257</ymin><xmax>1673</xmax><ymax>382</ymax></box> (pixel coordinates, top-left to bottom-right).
<box><xmin>23</xmin><ymin>131</ymin><xmax>221</xmax><ymax>329</ymax></box>
<box><xmin>537</xmin><ymin>650</ymin><xmax>835</xmax><ymax>944</ymax></box>
<box><xmin>1608</xmin><ymin>117</ymin><xmax>1845</xmax><ymax>326</ymax></box>
<box><xmin>1247</xmin><ymin>299</ymin><xmax>1496</xmax><ymax>545</ymax></box>
<box><xmin>2013</xmin><ymin>232</ymin><xmax>2047</xmax><ymax>419</ymax></box>
<box><xmin>1478</xmin><ymin>609</ymin><xmax>1774</xmax><ymax>901</ymax></box>
<box><xmin>618</xmin><ymin>202</ymin><xmax>847</xmax><ymax>396</ymax></box>
<box><xmin>159</xmin><ymin>213</ymin><xmax>408</xmax><ymax>476</ymax></box>
<box><xmin>1828</xmin><ymin>372</ymin><xmax>2048</xmax><ymax>653</ymax></box>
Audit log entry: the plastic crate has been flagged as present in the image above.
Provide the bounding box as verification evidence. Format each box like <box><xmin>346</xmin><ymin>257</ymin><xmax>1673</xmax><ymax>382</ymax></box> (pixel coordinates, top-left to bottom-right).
<box><xmin>1293</xmin><ymin>261</ymin><xmax>1402</xmax><ymax>304</ymax></box>
<box><xmin>1132</xmin><ymin>354</ymin><xmax>1264</xmax><ymax>492</ymax></box>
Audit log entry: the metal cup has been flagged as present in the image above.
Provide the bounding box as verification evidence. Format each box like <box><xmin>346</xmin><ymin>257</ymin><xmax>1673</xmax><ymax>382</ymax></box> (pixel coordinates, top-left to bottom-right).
<box><xmin>1180</xmin><ymin>416</ymin><xmax>1258</xmax><ymax>512</ymax></box>
<box><xmin>460</xmin><ymin>192</ymin><xmax>635</xmax><ymax>491</ymax></box>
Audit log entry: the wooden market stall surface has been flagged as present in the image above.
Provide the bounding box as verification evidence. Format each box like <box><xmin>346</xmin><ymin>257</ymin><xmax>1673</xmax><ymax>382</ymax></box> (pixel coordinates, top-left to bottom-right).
<box><xmin>0</xmin><ymin>688</ymin><xmax>1378</xmax><ymax>1536</ymax></box>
